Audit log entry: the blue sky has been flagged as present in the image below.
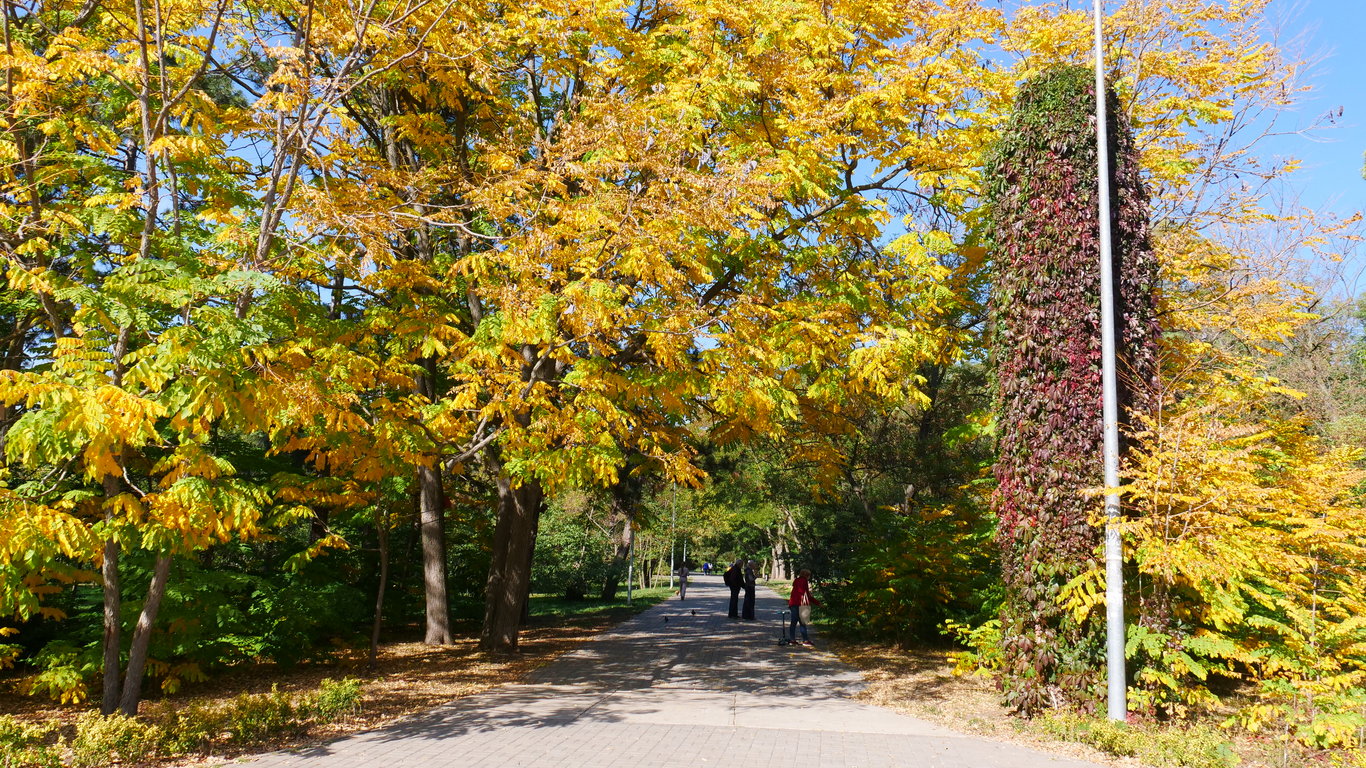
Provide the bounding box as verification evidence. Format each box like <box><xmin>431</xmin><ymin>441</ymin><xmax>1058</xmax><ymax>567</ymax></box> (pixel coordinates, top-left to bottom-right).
<box><xmin>1265</xmin><ymin>0</ymin><xmax>1365</xmax><ymax>287</ymax></box>
<box><xmin>1273</xmin><ymin>0</ymin><xmax>1364</xmax><ymax>208</ymax></box>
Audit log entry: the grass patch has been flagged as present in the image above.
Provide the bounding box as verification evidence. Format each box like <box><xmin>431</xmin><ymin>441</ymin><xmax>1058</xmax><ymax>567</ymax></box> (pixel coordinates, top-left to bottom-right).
<box><xmin>528</xmin><ymin>587</ymin><xmax>673</xmax><ymax>621</ymax></box>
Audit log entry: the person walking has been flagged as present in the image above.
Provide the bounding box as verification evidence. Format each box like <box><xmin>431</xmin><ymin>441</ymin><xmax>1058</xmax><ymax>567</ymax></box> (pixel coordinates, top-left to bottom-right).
<box><xmin>724</xmin><ymin>561</ymin><xmax>742</xmax><ymax>618</ymax></box>
<box><xmin>678</xmin><ymin>562</ymin><xmax>690</xmax><ymax>600</ymax></box>
<box><xmin>788</xmin><ymin>569</ymin><xmax>819</xmax><ymax>646</ymax></box>
<box><xmin>741</xmin><ymin>560</ymin><xmax>758</xmax><ymax>620</ymax></box>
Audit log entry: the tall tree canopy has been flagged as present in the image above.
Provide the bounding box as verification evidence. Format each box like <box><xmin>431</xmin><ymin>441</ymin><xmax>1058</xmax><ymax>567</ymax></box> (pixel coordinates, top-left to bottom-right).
<box><xmin>0</xmin><ymin>0</ymin><xmax>1359</xmax><ymax>742</ymax></box>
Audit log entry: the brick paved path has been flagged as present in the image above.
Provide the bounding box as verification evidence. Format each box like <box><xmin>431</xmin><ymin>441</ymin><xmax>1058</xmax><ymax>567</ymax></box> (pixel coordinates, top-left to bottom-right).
<box><xmin>237</xmin><ymin>576</ymin><xmax>1106</xmax><ymax>768</ymax></box>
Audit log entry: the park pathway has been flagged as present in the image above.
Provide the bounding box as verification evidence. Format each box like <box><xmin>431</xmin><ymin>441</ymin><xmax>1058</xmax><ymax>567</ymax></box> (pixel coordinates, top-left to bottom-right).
<box><xmin>237</xmin><ymin>576</ymin><xmax>1107</xmax><ymax>768</ymax></box>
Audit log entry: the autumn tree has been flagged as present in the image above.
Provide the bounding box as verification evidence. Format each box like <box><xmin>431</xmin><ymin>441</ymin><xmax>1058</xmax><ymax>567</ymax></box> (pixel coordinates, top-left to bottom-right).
<box><xmin>0</xmin><ymin>0</ymin><xmax>1354</xmax><ymax>740</ymax></box>
<box><xmin>1087</xmin><ymin>222</ymin><xmax>1366</xmax><ymax>739</ymax></box>
<box><xmin>254</xmin><ymin>0</ymin><xmax>994</xmax><ymax>654</ymax></box>
<box><xmin>0</xmin><ymin>0</ymin><xmax>405</xmax><ymax>712</ymax></box>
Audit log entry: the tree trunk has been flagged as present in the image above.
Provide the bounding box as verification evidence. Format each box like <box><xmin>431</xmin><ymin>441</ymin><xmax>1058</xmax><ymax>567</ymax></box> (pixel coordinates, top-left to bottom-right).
<box><xmin>775</xmin><ymin>525</ymin><xmax>785</xmax><ymax>579</ymax></box>
<box><xmin>119</xmin><ymin>553</ymin><xmax>171</xmax><ymax>716</ymax></box>
<box><xmin>600</xmin><ymin>494</ymin><xmax>633</xmax><ymax>601</ymax></box>
<box><xmin>419</xmin><ymin>463</ymin><xmax>452</xmax><ymax>644</ymax></box>
<box><xmin>369</xmin><ymin>509</ymin><xmax>391</xmax><ymax>670</ymax></box>
<box><xmin>599</xmin><ymin>473</ymin><xmax>641</xmax><ymax>599</ymax></box>
<box><xmin>100</xmin><ymin>334</ymin><xmax>131</xmax><ymax>715</ymax></box>
<box><xmin>100</xmin><ymin>533</ymin><xmax>122</xmax><ymax>716</ymax></box>
<box><xmin>480</xmin><ymin>471</ymin><xmax>543</xmax><ymax>652</ymax></box>
<box><xmin>519</xmin><ymin>507</ymin><xmax>540</xmax><ymax>625</ymax></box>
<box><xmin>640</xmin><ymin>538</ymin><xmax>652</xmax><ymax>589</ymax></box>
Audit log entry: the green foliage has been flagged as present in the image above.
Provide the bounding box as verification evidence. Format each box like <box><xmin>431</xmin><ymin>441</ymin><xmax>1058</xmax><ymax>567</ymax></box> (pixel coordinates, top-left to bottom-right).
<box><xmin>0</xmin><ymin>717</ymin><xmax>61</xmax><ymax>768</ymax></box>
<box><xmin>821</xmin><ymin>503</ymin><xmax>998</xmax><ymax>645</ymax></box>
<box><xmin>24</xmin><ymin>643</ymin><xmax>95</xmax><ymax>706</ymax></box>
<box><xmin>1037</xmin><ymin>713</ymin><xmax>1238</xmax><ymax>768</ymax></box>
<box><xmin>154</xmin><ymin>677</ymin><xmax>362</xmax><ymax>753</ymax></box>
<box><xmin>305</xmin><ymin>677</ymin><xmax>364</xmax><ymax>722</ymax></box>
<box><xmin>986</xmin><ymin>64</ymin><xmax>1159</xmax><ymax>714</ymax></box>
<box><xmin>531</xmin><ymin>498</ymin><xmax>616</xmax><ymax>600</ymax></box>
<box><xmin>16</xmin><ymin>537</ymin><xmax>373</xmax><ymax>703</ymax></box>
<box><xmin>157</xmin><ymin>553</ymin><xmax>369</xmax><ymax>670</ymax></box>
<box><xmin>943</xmin><ymin>619</ymin><xmax>1003</xmax><ymax>676</ymax></box>
<box><xmin>67</xmin><ymin>714</ymin><xmax>164</xmax><ymax>768</ymax></box>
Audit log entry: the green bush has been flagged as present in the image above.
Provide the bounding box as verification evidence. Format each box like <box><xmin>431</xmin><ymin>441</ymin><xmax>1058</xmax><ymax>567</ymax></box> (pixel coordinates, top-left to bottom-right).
<box><xmin>14</xmin><ymin>544</ymin><xmax>373</xmax><ymax>706</ymax></box>
<box><xmin>819</xmin><ymin>505</ymin><xmax>999</xmax><ymax>645</ymax></box>
<box><xmin>154</xmin><ymin>699</ymin><xmax>223</xmax><ymax>755</ymax></box>
<box><xmin>1039</xmin><ymin>713</ymin><xmax>1238</xmax><ymax>768</ymax></box>
<box><xmin>530</xmin><ymin>501</ymin><xmax>615</xmax><ymax>601</ymax></box>
<box><xmin>68</xmin><ymin>713</ymin><xmax>164</xmax><ymax>768</ymax></box>
<box><xmin>302</xmin><ymin>677</ymin><xmax>362</xmax><ymax>721</ymax></box>
<box><xmin>25</xmin><ymin>643</ymin><xmax>96</xmax><ymax>706</ymax></box>
<box><xmin>221</xmin><ymin>686</ymin><xmax>299</xmax><ymax>743</ymax></box>
<box><xmin>942</xmin><ymin>619</ymin><xmax>1003</xmax><ymax>676</ymax></box>
<box><xmin>0</xmin><ymin>716</ymin><xmax>61</xmax><ymax>768</ymax></box>
<box><xmin>153</xmin><ymin>676</ymin><xmax>363</xmax><ymax>753</ymax></box>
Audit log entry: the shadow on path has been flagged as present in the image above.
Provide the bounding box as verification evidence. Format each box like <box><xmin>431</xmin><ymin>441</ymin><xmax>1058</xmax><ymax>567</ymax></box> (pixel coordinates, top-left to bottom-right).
<box><xmin>237</xmin><ymin>577</ymin><xmax>1107</xmax><ymax>768</ymax></box>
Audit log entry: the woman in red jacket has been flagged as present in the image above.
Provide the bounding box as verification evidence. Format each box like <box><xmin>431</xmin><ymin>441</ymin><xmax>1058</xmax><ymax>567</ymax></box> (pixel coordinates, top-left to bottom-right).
<box><xmin>788</xmin><ymin>569</ymin><xmax>818</xmax><ymax>646</ymax></box>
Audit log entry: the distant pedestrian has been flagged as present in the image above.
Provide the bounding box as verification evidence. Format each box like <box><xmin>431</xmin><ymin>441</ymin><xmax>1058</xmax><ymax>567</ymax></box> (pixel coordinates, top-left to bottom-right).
<box><xmin>741</xmin><ymin>560</ymin><xmax>757</xmax><ymax>620</ymax></box>
<box><xmin>678</xmin><ymin>563</ymin><xmax>690</xmax><ymax>600</ymax></box>
<box><xmin>788</xmin><ymin>569</ymin><xmax>818</xmax><ymax>646</ymax></box>
<box><xmin>724</xmin><ymin>561</ymin><xmax>742</xmax><ymax>618</ymax></box>
<box><xmin>703</xmin><ymin>562</ymin><xmax>712</xmax><ymax>576</ymax></box>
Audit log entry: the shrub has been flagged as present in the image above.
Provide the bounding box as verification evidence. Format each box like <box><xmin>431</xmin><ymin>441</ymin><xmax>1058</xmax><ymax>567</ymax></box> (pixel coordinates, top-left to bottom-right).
<box><xmin>154</xmin><ymin>699</ymin><xmax>224</xmax><ymax>755</ymax></box>
<box><xmin>25</xmin><ymin>643</ymin><xmax>96</xmax><ymax>706</ymax></box>
<box><xmin>942</xmin><ymin>619</ymin><xmax>1003</xmax><ymax>676</ymax></box>
<box><xmin>1039</xmin><ymin>712</ymin><xmax>1237</xmax><ymax>768</ymax></box>
<box><xmin>302</xmin><ymin>677</ymin><xmax>362</xmax><ymax>721</ymax></box>
<box><xmin>68</xmin><ymin>713</ymin><xmax>164</xmax><ymax>768</ymax></box>
<box><xmin>0</xmin><ymin>716</ymin><xmax>61</xmax><ymax>768</ymax></box>
<box><xmin>152</xmin><ymin>676</ymin><xmax>364</xmax><ymax>754</ymax></box>
<box><xmin>220</xmin><ymin>686</ymin><xmax>299</xmax><ymax>744</ymax></box>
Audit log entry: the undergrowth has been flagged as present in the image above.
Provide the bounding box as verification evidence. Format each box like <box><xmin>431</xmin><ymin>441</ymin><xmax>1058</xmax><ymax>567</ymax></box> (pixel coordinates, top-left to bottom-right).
<box><xmin>0</xmin><ymin>677</ymin><xmax>362</xmax><ymax>768</ymax></box>
<box><xmin>1037</xmin><ymin>713</ymin><xmax>1238</xmax><ymax>768</ymax></box>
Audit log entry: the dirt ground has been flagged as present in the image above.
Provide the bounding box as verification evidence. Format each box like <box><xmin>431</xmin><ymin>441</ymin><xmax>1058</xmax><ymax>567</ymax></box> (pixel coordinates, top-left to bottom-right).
<box><xmin>0</xmin><ymin>612</ymin><xmax>637</xmax><ymax>765</ymax></box>
<box><xmin>832</xmin><ymin>642</ymin><xmax>1351</xmax><ymax>768</ymax></box>
<box><xmin>832</xmin><ymin>642</ymin><xmax>1154</xmax><ymax>767</ymax></box>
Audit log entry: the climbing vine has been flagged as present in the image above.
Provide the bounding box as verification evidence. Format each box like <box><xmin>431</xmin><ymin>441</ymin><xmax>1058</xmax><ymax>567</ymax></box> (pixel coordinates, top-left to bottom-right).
<box><xmin>986</xmin><ymin>65</ymin><xmax>1160</xmax><ymax>715</ymax></box>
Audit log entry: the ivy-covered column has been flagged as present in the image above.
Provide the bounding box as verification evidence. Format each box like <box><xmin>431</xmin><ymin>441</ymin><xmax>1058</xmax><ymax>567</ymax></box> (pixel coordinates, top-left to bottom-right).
<box><xmin>986</xmin><ymin>65</ymin><xmax>1159</xmax><ymax>714</ymax></box>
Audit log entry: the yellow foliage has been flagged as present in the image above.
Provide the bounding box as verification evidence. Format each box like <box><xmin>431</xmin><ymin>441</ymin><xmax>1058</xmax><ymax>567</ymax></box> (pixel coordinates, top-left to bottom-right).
<box><xmin>1115</xmin><ymin>219</ymin><xmax>1366</xmax><ymax>742</ymax></box>
<box><xmin>0</xmin><ymin>0</ymin><xmax>1351</xmax><ymax>725</ymax></box>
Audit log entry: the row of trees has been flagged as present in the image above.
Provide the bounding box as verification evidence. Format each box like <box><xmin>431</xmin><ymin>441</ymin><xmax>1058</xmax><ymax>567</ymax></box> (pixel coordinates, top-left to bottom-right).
<box><xmin>0</xmin><ymin>0</ymin><xmax>966</xmax><ymax>715</ymax></box>
<box><xmin>1</xmin><ymin>0</ymin><xmax>1362</xmax><ymax>745</ymax></box>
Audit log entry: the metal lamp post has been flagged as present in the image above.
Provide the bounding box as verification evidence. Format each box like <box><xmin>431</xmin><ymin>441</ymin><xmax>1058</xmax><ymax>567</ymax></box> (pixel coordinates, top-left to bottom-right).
<box><xmin>1093</xmin><ymin>0</ymin><xmax>1127</xmax><ymax>723</ymax></box>
<box><xmin>669</xmin><ymin>489</ymin><xmax>677</xmax><ymax>590</ymax></box>
<box><xmin>627</xmin><ymin>520</ymin><xmax>635</xmax><ymax>606</ymax></box>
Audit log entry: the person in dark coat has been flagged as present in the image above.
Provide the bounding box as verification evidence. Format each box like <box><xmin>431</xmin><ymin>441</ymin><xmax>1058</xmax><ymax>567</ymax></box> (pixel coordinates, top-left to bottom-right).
<box><xmin>724</xmin><ymin>561</ymin><xmax>742</xmax><ymax>619</ymax></box>
<box><xmin>741</xmin><ymin>560</ymin><xmax>758</xmax><ymax>620</ymax></box>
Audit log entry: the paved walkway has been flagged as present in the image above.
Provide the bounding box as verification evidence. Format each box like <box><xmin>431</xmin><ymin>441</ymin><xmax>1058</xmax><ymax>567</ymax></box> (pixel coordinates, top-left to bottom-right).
<box><xmin>238</xmin><ymin>577</ymin><xmax>1106</xmax><ymax>768</ymax></box>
